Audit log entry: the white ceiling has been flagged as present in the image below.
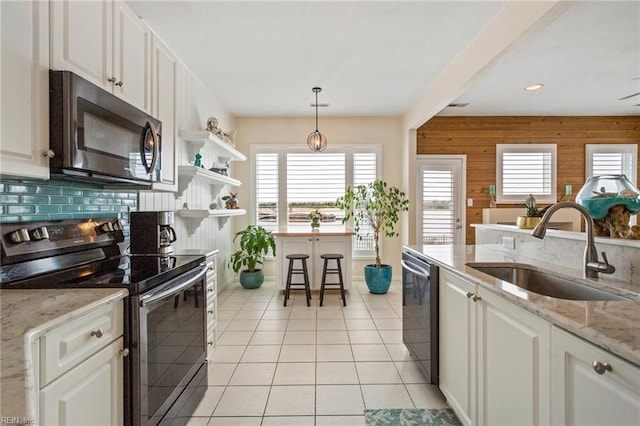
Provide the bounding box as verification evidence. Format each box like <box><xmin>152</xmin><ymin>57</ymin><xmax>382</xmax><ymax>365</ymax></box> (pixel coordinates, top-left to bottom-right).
<box><xmin>127</xmin><ymin>1</ymin><xmax>640</xmax><ymax>121</ymax></box>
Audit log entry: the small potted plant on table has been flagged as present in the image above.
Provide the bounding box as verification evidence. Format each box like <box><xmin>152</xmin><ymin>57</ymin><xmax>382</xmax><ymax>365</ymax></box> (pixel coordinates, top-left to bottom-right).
<box><xmin>516</xmin><ymin>194</ymin><xmax>550</xmax><ymax>229</ymax></box>
<box><xmin>336</xmin><ymin>179</ymin><xmax>409</xmax><ymax>294</ymax></box>
<box><xmin>230</xmin><ymin>225</ymin><xmax>276</xmax><ymax>289</ymax></box>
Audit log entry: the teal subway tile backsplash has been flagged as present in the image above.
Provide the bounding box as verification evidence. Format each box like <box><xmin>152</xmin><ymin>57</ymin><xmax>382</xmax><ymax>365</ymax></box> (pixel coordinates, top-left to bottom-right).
<box><xmin>0</xmin><ymin>178</ymin><xmax>138</xmax><ymax>237</ymax></box>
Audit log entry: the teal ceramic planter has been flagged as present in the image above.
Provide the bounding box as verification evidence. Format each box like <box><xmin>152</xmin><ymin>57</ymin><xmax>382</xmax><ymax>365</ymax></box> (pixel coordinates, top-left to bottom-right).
<box><xmin>239</xmin><ymin>269</ymin><xmax>264</xmax><ymax>289</ymax></box>
<box><xmin>364</xmin><ymin>264</ymin><xmax>392</xmax><ymax>294</ymax></box>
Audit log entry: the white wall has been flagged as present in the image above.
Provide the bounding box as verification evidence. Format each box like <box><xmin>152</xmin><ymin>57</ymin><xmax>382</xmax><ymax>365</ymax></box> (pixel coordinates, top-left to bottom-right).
<box><xmin>139</xmin><ymin>63</ymin><xmax>237</xmax><ymax>290</ymax></box>
<box><xmin>232</xmin><ymin>116</ymin><xmax>408</xmax><ymax>278</ymax></box>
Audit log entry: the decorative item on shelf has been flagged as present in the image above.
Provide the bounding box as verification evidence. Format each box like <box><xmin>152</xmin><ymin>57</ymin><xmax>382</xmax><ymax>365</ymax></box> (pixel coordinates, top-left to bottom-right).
<box><xmin>489</xmin><ymin>184</ymin><xmax>497</xmax><ymax>208</ymax></box>
<box><xmin>222</xmin><ymin>129</ymin><xmax>237</xmax><ymax>147</ymax></box>
<box><xmin>565</xmin><ymin>184</ymin><xmax>572</xmax><ymax>198</ymax></box>
<box><xmin>193</xmin><ymin>153</ymin><xmax>203</xmax><ymax>167</ymax></box>
<box><xmin>230</xmin><ymin>225</ymin><xmax>276</xmax><ymax>289</ymax></box>
<box><xmin>576</xmin><ymin>174</ymin><xmax>640</xmax><ymax>239</ymax></box>
<box><xmin>307</xmin><ymin>87</ymin><xmax>328</xmax><ymax>152</ymax></box>
<box><xmin>309</xmin><ymin>209</ymin><xmax>322</xmax><ymax>231</ymax></box>
<box><xmin>336</xmin><ymin>179</ymin><xmax>409</xmax><ymax>294</ymax></box>
<box><xmin>209</xmin><ymin>201</ymin><xmax>219</xmax><ymax>210</ymax></box>
<box><xmin>209</xmin><ymin>162</ymin><xmax>229</xmax><ymax>176</ymax></box>
<box><xmin>222</xmin><ymin>192</ymin><xmax>239</xmax><ymax>209</ymax></box>
<box><xmin>516</xmin><ymin>194</ymin><xmax>550</xmax><ymax>229</ymax></box>
<box><xmin>206</xmin><ymin>116</ymin><xmax>224</xmax><ymax>138</ymax></box>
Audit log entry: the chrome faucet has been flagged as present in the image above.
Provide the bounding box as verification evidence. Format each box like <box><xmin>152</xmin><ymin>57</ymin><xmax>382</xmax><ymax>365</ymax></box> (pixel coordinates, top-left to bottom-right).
<box><xmin>531</xmin><ymin>201</ymin><xmax>615</xmax><ymax>279</ymax></box>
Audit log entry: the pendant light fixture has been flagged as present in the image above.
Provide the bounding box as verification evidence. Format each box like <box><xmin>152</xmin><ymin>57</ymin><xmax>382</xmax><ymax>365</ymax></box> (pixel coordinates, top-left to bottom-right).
<box><xmin>307</xmin><ymin>87</ymin><xmax>327</xmax><ymax>152</ymax></box>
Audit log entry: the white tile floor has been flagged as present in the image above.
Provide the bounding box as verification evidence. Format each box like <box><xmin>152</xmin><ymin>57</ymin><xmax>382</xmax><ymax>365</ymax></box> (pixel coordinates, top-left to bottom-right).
<box><xmin>187</xmin><ymin>279</ymin><xmax>448</xmax><ymax>425</ymax></box>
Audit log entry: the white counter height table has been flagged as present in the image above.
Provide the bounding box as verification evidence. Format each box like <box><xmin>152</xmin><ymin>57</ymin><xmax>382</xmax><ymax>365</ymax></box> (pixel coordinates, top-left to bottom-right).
<box><xmin>272</xmin><ymin>227</ymin><xmax>355</xmax><ymax>290</ymax></box>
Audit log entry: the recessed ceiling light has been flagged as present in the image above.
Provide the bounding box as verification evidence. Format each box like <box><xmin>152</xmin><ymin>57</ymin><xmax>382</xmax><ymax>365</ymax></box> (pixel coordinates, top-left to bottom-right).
<box><xmin>525</xmin><ymin>83</ymin><xmax>544</xmax><ymax>91</ymax></box>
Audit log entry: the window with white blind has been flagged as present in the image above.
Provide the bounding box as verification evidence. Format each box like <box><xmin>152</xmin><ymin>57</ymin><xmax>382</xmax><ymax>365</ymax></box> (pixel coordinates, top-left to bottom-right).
<box><xmin>255</xmin><ymin>152</ymin><xmax>279</xmax><ymax>231</ymax></box>
<box><xmin>252</xmin><ymin>146</ymin><xmax>381</xmax><ymax>256</ymax></box>
<box><xmin>496</xmin><ymin>144</ymin><xmax>557</xmax><ymax>203</ymax></box>
<box><xmin>586</xmin><ymin>144</ymin><xmax>637</xmax><ymax>184</ymax></box>
<box><xmin>421</xmin><ymin>169</ymin><xmax>454</xmax><ymax>245</ymax></box>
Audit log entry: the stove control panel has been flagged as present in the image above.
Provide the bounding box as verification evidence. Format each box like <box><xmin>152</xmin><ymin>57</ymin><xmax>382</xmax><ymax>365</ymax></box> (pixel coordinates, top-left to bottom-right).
<box><xmin>0</xmin><ymin>218</ymin><xmax>124</xmax><ymax>263</ymax></box>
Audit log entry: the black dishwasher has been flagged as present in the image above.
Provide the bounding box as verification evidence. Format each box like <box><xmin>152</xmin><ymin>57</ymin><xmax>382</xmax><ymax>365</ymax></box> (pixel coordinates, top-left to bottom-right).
<box><xmin>402</xmin><ymin>250</ymin><xmax>439</xmax><ymax>384</ymax></box>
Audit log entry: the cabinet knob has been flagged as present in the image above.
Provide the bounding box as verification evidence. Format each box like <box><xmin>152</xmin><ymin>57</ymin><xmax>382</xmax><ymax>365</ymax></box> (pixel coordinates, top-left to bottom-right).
<box><xmin>115</xmin><ymin>80</ymin><xmax>124</xmax><ymax>87</ymax></box>
<box><xmin>108</xmin><ymin>77</ymin><xmax>117</xmax><ymax>83</ymax></box>
<box><xmin>208</xmin><ymin>310</ymin><xmax>214</xmax><ymax>314</ymax></box>
<box><xmin>42</xmin><ymin>149</ymin><xmax>55</xmax><ymax>158</ymax></box>
<box><xmin>472</xmin><ymin>295</ymin><xmax>482</xmax><ymax>302</ymax></box>
<box><xmin>466</xmin><ymin>291</ymin><xmax>474</xmax><ymax>298</ymax></box>
<box><xmin>592</xmin><ymin>360</ymin><xmax>612</xmax><ymax>375</ymax></box>
<box><xmin>208</xmin><ymin>341</ymin><xmax>214</xmax><ymax>346</ymax></box>
<box><xmin>308</xmin><ymin>238</ymin><xmax>312</xmax><ymax>242</ymax></box>
<box><xmin>120</xmin><ymin>348</ymin><xmax>130</xmax><ymax>357</ymax></box>
<box><xmin>208</xmin><ymin>266</ymin><xmax>215</xmax><ymax>271</ymax></box>
<box><xmin>90</xmin><ymin>329</ymin><xmax>104</xmax><ymax>338</ymax></box>
<box><xmin>208</xmin><ymin>288</ymin><xmax>214</xmax><ymax>293</ymax></box>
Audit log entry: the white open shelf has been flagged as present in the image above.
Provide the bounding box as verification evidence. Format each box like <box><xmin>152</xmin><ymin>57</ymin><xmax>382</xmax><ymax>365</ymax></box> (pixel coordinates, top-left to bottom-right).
<box><xmin>176</xmin><ymin>208</ymin><xmax>246</xmax><ymax>218</ymax></box>
<box><xmin>179</xmin><ymin>130</ymin><xmax>247</xmax><ymax>162</ymax></box>
<box><xmin>177</xmin><ymin>165</ymin><xmax>241</xmax><ymax>197</ymax></box>
<box><xmin>176</xmin><ymin>208</ymin><xmax>247</xmax><ymax>235</ymax></box>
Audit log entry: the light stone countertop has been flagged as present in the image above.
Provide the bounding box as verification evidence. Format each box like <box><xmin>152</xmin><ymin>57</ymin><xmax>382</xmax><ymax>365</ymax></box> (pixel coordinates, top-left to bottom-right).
<box><xmin>272</xmin><ymin>226</ymin><xmax>355</xmax><ymax>237</ymax></box>
<box><xmin>404</xmin><ymin>244</ymin><xmax>640</xmax><ymax>366</ymax></box>
<box><xmin>0</xmin><ymin>288</ymin><xmax>128</xmax><ymax>420</ymax></box>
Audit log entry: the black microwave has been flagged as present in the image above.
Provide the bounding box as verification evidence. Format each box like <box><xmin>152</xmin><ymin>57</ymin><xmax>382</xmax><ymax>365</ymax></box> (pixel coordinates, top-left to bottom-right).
<box><xmin>49</xmin><ymin>70</ymin><xmax>161</xmax><ymax>186</ymax></box>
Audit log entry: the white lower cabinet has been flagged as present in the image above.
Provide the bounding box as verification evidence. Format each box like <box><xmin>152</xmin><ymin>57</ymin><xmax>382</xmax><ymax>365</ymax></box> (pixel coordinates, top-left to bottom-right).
<box><xmin>551</xmin><ymin>327</ymin><xmax>640</xmax><ymax>425</ymax></box>
<box><xmin>275</xmin><ymin>235</ymin><xmax>352</xmax><ymax>290</ymax></box>
<box><xmin>205</xmin><ymin>250</ymin><xmax>218</xmax><ymax>359</ymax></box>
<box><xmin>36</xmin><ymin>300</ymin><xmax>125</xmax><ymax>425</ymax></box>
<box><xmin>40</xmin><ymin>337</ymin><xmax>124</xmax><ymax>426</ymax></box>
<box><xmin>439</xmin><ymin>270</ymin><xmax>551</xmax><ymax>426</ymax></box>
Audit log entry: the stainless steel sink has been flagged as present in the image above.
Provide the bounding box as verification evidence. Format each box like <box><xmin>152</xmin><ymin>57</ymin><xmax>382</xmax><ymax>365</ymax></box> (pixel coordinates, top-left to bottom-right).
<box><xmin>466</xmin><ymin>262</ymin><xmax>629</xmax><ymax>301</ymax></box>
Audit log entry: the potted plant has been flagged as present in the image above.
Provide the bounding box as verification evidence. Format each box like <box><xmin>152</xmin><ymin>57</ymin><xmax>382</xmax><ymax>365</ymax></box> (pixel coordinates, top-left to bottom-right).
<box><xmin>335</xmin><ymin>179</ymin><xmax>409</xmax><ymax>294</ymax></box>
<box><xmin>516</xmin><ymin>194</ymin><xmax>550</xmax><ymax>229</ymax></box>
<box><xmin>309</xmin><ymin>209</ymin><xmax>322</xmax><ymax>231</ymax></box>
<box><xmin>230</xmin><ymin>225</ymin><xmax>276</xmax><ymax>289</ymax></box>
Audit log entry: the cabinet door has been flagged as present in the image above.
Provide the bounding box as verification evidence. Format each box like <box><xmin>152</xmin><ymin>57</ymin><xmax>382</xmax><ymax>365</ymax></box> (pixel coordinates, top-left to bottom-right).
<box><xmin>0</xmin><ymin>0</ymin><xmax>50</xmax><ymax>179</ymax></box>
<box><xmin>151</xmin><ymin>35</ymin><xmax>178</xmax><ymax>190</ymax></box>
<box><xmin>277</xmin><ymin>237</ymin><xmax>313</xmax><ymax>290</ymax></box>
<box><xmin>40</xmin><ymin>337</ymin><xmax>124</xmax><ymax>426</ymax></box>
<box><xmin>439</xmin><ymin>270</ymin><xmax>476</xmax><ymax>426</ymax></box>
<box><xmin>50</xmin><ymin>0</ymin><xmax>112</xmax><ymax>90</ymax></box>
<box><xmin>551</xmin><ymin>327</ymin><xmax>640</xmax><ymax>426</ymax></box>
<box><xmin>113</xmin><ymin>0</ymin><xmax>151</xmax><ymax>112</ymax></box>
<box><xmin>312</xmin><ymin>236</ymin><xmax>350</xmax><ymax>290</ymax></box>
<box><xmin>476</xmin><ymin>288</ymin><xmax>551</xmax><ymax>425</ymax></box>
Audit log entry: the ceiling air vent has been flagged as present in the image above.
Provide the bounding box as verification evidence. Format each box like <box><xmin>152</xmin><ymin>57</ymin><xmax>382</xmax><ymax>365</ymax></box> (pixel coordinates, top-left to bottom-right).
<box><xmin>447</xmin><ymin>103</ymin><xmax>469</xmax><ymax>108</ymax></box>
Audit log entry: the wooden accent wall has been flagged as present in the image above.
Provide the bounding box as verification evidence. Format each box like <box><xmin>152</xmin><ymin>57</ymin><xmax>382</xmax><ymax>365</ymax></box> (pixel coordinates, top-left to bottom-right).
<box><xmin>417</xmin><ymin>116</ymin><xmax>640</xmax><ymax>244</ymax></box>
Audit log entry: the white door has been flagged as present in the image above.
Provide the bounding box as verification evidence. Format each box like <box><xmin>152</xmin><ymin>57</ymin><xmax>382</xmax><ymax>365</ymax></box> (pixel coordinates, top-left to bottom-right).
<box><xmin>417</xmin><ymin>156</ymin><xmax>465</xmax><ymax>245</ymax></box>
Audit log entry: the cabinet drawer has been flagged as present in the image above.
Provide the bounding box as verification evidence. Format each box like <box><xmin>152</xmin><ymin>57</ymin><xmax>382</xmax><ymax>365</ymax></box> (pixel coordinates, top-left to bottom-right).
<box><xmin>41</xmin><ymin>301</ymin><xmax>123</xmax><ymax>386</ymax></box>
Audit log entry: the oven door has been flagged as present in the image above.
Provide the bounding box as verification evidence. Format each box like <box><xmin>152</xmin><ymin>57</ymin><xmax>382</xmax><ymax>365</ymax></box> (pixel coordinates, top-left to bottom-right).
<box><xmin>129</xmin><ymin>264</ymin><xmax>207</xmax><ymax>426</ymax></box>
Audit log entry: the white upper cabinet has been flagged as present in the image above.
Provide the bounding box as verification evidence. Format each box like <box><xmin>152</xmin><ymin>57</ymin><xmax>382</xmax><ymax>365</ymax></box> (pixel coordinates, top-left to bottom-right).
<box><xmin>51</xmin><ymin>0</ymin><xmax>151</xmax><ymax>113</ymax></box>
<box><xmin>0</xmin><ymin>0</ymin><xmax>50</xmax><ymax>179</ymax></box>
<box><xmin>150</xmin><ymin>35</ymin><xmax>178</xmax><ymax>191</ymax></box>
<box><xmin>113</xmin><ymin>1</ymin><xmax>151</xmax><ymax>113</ymax></box>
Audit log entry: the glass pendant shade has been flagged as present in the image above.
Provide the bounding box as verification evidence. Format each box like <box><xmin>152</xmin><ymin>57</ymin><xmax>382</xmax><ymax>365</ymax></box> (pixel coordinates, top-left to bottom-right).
<box><xmin>307</xmin><ymin>130</ymin><xmax>327</xmax><ymax>152</ymax></box>
<box><xmin>307</xmin><ymin>87</ymin><xmax>327</xmax><ymax>152</ymax></box>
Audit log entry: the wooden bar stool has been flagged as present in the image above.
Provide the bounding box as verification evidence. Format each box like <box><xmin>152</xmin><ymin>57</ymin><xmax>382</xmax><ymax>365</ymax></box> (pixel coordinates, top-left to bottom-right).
<box><xmin>319</xmin><ymin>253</ymin><xmax>346</xmax><ymax>306</ymax></box>
<box><xmin>284</xmin><ymin>254</ymin><xmax>311</xmax><ymax>307</ymax></box>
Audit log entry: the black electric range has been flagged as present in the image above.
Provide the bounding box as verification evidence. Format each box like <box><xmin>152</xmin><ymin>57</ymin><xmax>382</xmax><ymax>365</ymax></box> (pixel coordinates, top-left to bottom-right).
<box><xmin>0</xmin><ymin>218</ymin><xmax>209</xmax><ymax>426</ymax></box>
